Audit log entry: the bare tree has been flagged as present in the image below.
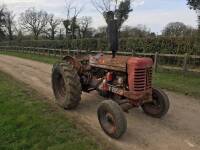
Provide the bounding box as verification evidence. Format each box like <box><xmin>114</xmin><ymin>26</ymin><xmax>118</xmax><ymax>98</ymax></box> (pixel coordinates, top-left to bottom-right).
<box><xmin>48</xmin><ymin>14</ymin><xmax>61</xmax><ymax>40</ymax></box>
<box><xmin>4</xmin><ymin>10</ymin><xmax>15</xmax><ymax>40</ymax></box>
<box><xmin>92</xmin><ymin>0</ymin><xmax>133</xmax><ymax>57</ymax></box>
<box><xmin>19</xmin><ymin>8</ymin><xmax>49</xmax><ymax>40</ymax></box>
<box><xmin>0</xmin><ymin>5</ymin><xmax>6</xmax><ymax>40</ymax></box>
<box><xmin>92</xmin><ymin>0</ymin><xmax>115</xmax><ymax>13</ymax></box>
<box><xmin>79</xmin><ymin>16</ymin><xmax>92</xmax><ymax>38</ymax></box>
<box><xmin>65</xmin><ymin>0</ymin><xmax>83</xmax><ymax>19</ymax></box>
<box><xmin>63</xmin><ymin>0</ymin><xmax>73</xmax><ymax>38</ymax></box>
<box><xmin>70</xmin><ymin>16</ymin><xmax>79</xmax><ymax>39</ymax></box>
<box><xmin>63</xmin><ymin>0</ymin><xmax>83</xmax><ymax>39</ymax></box>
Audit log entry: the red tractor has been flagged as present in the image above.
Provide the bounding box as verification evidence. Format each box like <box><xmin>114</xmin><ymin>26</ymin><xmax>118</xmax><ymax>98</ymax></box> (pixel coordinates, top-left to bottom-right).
<box><xmin>52</xmin><ymin>53</ymin><xmax>170</xmax><ymax>139</ymax></box>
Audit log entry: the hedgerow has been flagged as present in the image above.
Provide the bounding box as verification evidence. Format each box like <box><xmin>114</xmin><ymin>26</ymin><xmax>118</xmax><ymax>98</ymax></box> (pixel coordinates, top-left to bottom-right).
<box><xmin>0</xmin><ymin>37</ymin><xmax>199</xmax><ymax>54</ymax></box>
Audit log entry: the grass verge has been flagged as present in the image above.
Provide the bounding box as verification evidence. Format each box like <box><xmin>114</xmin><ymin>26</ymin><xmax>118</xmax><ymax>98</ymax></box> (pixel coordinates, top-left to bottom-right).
<box><xmin>0</xmin><ymin>51</ymin><xmax>59</xmax><ymax>64</ymax></box>
<box><xmin>0</xmin><ymin>71</ymin><xmax>101</xmax><ymax>150</ymax></box>
<box><xmin>154</xmin><ymin>70</ymin><xmax>200</xmax><ymax>98</ymax></box>
<box><xmin>1</xmin><ymin>51</ymin><xmax>200</xmax><ymax>99</ymax></box>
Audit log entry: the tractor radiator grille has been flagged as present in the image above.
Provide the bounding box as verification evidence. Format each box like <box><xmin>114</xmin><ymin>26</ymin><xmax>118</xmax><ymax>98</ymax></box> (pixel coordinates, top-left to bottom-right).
<box><xmin>146</xmin><ymin>67</ymin><xmax>152</xmax><ymax>89</ymax></box>
<box><xmin>134</xmin><ymin>67</ymin><xmax>152</xmax><ymax>92</ymax></box>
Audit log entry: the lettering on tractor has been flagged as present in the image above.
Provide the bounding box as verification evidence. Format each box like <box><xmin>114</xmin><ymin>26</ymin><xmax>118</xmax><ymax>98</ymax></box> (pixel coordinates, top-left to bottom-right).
<box><xmin>52</xmin><ymin>53</ymin><xmax>170</xmax><ymax>139</ymax></box>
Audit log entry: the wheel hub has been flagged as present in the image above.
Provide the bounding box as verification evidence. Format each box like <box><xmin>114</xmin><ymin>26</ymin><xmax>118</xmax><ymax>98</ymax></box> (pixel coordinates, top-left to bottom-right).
<box><xmin>102</xmin><ymin>112</ymin><xmax>116</xmax><ymax>134</ymax></box>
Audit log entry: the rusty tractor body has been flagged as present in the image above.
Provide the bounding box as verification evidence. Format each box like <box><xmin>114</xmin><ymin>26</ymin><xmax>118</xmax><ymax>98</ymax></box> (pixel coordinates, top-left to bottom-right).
<box><xmin>52</xmin><ymin>53</ymin><xmax>170</xmax><ymax>139</ymax></box>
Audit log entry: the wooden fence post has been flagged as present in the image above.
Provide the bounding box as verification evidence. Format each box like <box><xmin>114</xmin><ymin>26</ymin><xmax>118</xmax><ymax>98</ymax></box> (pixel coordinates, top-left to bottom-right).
<box><xmin>132</xmin><ymin>49</ymin><xmax>134</xmax><ymax>56</ymax></box>
<box><xmin>153</xmin><ymin>52</ymin><xmax>159</xmax><ymax>72</ymax></box>
<box><xmin>33</xmin><ymin>47</ymin><xmax>35</xmax><ymax>54</ymax></box>
<box><xmin>68</xmin><ymin>49</ymin><xmax>70</xmax><ymax>55</ymax></box>
<box><xmin>183</xmin><ymin>53</ymin><xmax>188</xmax><ymax>74</ymax></box>
<box><xmin>60</xmin><ymin>49</ymin><xmax>62</xmax><ymax>58</ymax></box>
<box><xmin>43</xmin><ymin>49</ymin><xmax>45</xmax><ymax>56</ymax></box>
<box><xmin>25</xmin><ymin>47</ymin><xmax>28</xmax><ymax>55</ymax></box>
<box><xmin>54</xmin><ymin>49</ymin><xmax>57</xmax><ymax>57</ymax></box>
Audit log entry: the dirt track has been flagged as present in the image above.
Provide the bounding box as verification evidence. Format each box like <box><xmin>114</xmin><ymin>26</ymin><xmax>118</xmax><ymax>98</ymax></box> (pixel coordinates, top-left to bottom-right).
<box><xmin>0</xmin><ymin>55</ymin><xmax>200</xmax><ymax>150</ymax></box>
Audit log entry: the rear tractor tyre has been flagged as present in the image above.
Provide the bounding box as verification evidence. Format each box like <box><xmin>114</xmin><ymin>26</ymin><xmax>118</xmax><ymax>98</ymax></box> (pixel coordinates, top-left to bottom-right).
<box><xmin>52</xmin><ymin>62</ymin><xmax>81</xmax><ymax>109</ymax></box>
<box><xmin>97</xmin><ymin>100</ymin><xmax>127</xmax><ymax>139</ymax></box>
<box><xmin>142</xmin><ymin>88</ymin><xmax>170</xmax><ymax>118</ymax></box>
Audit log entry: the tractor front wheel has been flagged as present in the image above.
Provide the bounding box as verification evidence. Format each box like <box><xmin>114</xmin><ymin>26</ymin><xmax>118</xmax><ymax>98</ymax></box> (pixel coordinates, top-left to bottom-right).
<box><xmin>97</xmin><ymin>100</ymin><xmax>127</xmax><ymax>139</ymax></box>
<box><xmin>52</xmin><ymin>62</ymin><xmax>81</xmax><ymax>109</ymax></box>
<box><xmin>142</xmin><ymin>88</ymin><xmax>170</xmax><ymax>118</ymax></box>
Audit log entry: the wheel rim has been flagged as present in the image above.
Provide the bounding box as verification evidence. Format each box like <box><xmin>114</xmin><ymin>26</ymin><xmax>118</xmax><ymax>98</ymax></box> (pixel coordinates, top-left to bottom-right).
<box><xmin>54</xmin><ymin>73</ymin><xmax>66</xmax><ymax>100</ymax></box>
<box><xmin>144</xmin><ymin>92</ymin><xmax>162</xmax><ymax>115</ymax></box>
<box><xmin>100</xmin><ymin>111</ymin><xmax>117</xmax><ymax>135</ymax></box>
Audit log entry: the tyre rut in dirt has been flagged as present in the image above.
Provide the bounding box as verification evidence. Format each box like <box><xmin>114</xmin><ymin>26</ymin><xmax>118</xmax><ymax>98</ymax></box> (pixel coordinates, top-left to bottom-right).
<box><xmin>142</xmin><ymin>88</ymin><xmax>170</xmax><ymax>118</ymax></box>
<box><xmin>97</xmin><ymin>100</ymin><xmax>127</xmax><ymax>139</ymax></box>
<box><xmin>52</xmin><ymin>62</ymin><xmax>81</xmax><ymax>109</ymax></box>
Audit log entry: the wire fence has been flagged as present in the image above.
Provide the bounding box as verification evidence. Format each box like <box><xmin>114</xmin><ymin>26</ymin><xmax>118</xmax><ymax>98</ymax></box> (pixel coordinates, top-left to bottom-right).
<box><xmin>0</xmin><ymin>46</ymin><xmax>199</xmax><ymax>74</ymax></box>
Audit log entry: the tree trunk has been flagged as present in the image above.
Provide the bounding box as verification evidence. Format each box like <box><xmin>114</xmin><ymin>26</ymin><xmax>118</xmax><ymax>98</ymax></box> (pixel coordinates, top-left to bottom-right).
<box><xmin>107</xmin><ymin>19</ymin><xmax>118</xmax><ymax>58</ymax></box>
<box><xmin>78</xmin><ymin>27</ymin><xmax>81</xmax><ymax>39</ymax></box>
<box><xmin>34</xmin><ymin>33</ymin><xmax>39</xmax><ymax>40</ymax></box>
<box><xmin>59</xmin><ymin>29</ymin><xmax>63</xmax><ymax>40</ymax></box>
<box><xmin>82</xmin><ymin>30</ymin><xmax>86</xmax><ymax>39</ymax></box>
<box><xmin>72</xmin><ymin>26</ymin><xmax>75</xmax><ymax>39</ymax></box>
<box><xmin>198</xmin><ymin>15</ymin><xmax>200</xmax><ymax>33</ymax></box>
<box><xmin>8</xmin><ymin>28</ymin><xmax>13</xmax><ymax>40</ymax></box>
<box><xmin>51</xmin><ymin>30</ymin><xmax>55</xmax><ymax>40</ymax></box>
<box><xmin>66</xmin><ymin>29</ymin><xmax>68</xmax><ymax>38</ymax></box>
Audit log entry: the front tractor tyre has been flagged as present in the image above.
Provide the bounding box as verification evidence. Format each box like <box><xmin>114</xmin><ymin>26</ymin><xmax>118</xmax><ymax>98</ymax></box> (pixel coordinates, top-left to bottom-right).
<box><xmin>52</xmin><ymin>62</ymin><xmax>81</xmax><ymax>110</ymax></box>
<box><xmin>97</xmin><ymin>100</ymin><xmax>127</xmax><ymax>139</ymax></box>
<box><xmin>142</xmin><ymin>88</ymin><xmax>170</xmax><ymax>118</ymax></box>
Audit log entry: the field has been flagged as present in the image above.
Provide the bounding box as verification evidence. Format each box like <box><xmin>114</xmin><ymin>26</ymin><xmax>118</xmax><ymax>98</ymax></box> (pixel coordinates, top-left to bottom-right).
<box><xmin>0</xmin><ymin>71</ymin><xmax>101</xmax><ymax>150</ymax></box>
<box><xmin>1</xmin><ymin>51</ymin><xmax>200</xmax><ymax>99</ymax></box>
<box><xmin>0</xmin><ymin>54</ymin><xmax>200</xmax><ymax>149</ymax></box>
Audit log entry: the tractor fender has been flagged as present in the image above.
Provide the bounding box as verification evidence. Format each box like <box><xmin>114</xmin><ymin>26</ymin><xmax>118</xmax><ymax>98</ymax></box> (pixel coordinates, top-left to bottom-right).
<box><xmin>62</xmin><ymin>55</ymin><xmax>83</xmax><ymax>73</ymax></box>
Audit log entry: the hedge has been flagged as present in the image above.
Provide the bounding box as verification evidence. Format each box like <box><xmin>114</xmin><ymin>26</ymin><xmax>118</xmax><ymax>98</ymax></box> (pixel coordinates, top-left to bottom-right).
<box><xmin>0</xmin><ymin>37</ymin><xmax>199</xmax><ymax>55</ymax></box>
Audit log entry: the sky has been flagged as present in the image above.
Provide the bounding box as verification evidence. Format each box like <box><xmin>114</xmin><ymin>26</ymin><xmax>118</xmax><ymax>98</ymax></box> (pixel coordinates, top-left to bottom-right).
<box><xmin>0</xmin><ymin>0</ymin><xmax>198</xmax><ymax>34</ymax></box>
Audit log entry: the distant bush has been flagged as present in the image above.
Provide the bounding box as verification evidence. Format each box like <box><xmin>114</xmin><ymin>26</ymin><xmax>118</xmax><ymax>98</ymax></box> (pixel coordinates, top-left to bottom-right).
<box><xmin>0</xmin><ymin>37</ymin><xmax>199</xmax><ymax>55</ymax></box>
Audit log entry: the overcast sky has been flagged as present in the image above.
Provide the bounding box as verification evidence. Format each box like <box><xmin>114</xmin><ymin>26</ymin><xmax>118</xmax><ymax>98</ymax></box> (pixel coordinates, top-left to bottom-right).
<box><xmin>0</xmin><ymin>0</ymin><xmax>198</xmax><ymax>34</ymax></box>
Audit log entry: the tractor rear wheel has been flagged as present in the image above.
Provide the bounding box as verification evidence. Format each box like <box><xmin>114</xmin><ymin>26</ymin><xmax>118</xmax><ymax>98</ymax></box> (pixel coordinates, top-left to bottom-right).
<box><xmin>52</xmin><ymin>62</ymin><xmax>81</xmax><ymax>109</ymax></box>
<box><xmin>97</xmin><ymin>100</ymin><xmax>127</xmax><ymax>139</ymax></box>
<box><xmin>142</xmin><ymin>88</ymin><xmax>170</xmax><ymax>118</ymax></box>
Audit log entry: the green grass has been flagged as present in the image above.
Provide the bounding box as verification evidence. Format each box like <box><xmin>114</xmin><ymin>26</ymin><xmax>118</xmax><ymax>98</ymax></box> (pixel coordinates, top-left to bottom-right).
<box><xmin>0</xmin><ymin>71</ymin><xmax>101</xmax><ymax>150</ymax></box>
<box><xmin>1</xmin><ymin>51</ymin><xmax>200</xmax><ymax>99</ymax></box>
<box><xmin>153</xmin><ymin>70</ymin><xmax>200</xmax><ymax>98</ymax></box>
<box><xmin>0</xmin><ymin>51</ymin><xmax>59</xmax><ymax>64</ymax></box>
